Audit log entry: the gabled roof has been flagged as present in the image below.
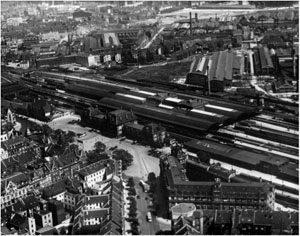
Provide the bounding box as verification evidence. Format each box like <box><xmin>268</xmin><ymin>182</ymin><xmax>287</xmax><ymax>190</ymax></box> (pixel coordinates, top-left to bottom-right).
<box><xmin>1</xmin><ymin>172</ymin><xmax>29</xmax><ymax>189</ymax></box>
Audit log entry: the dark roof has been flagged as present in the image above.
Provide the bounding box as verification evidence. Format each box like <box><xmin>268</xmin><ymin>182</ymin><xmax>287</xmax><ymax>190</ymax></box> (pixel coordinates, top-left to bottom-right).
<box><xmin>162</xmin><ymin>155</ymin><xmax>273</xmax><ymax>194</ymax></box>
<box><xmin>9</xmin><ymin>214</ymin><xmax>28</xmax><ymax>229</ymax></box>
<box><xmin>108</xmin><ymin>109</ymin><xmax>137</xmax><ymax>125</ymax></box>
<box><xmin>33</xmin><ymin>99</ymin><xmax>51</xmax><ymax>113</ymax></box>
<box><xmin>83</xmin><ymin>209</ymin><xmax>109</xmax><ymax>219</ymax></box>
<box><xmin>184</xmin><ymin>139</ymin><xmax>288</xmax><ymax>167</ymax></box>
<box><xmin>1</xmin><ymin>136</ymin><xmax>29</xmax><ymax>151</ymax></box>
<box><xmin>22</xmin><ymin>195</ymin><xmax>40</xmax><ymax>209</ymax></box>
<box><xmin>73</xmin><ymin>10</ymin><xmax>92</xmax><ymax>18</ymax></box>
<box><xmin>1</xmin><ymin>172</ymin><xmax>29</xmax><ymax>189</ymax></box>
<box><xmin>78</xmin><ymin>161</ymin><xmax>106</xmax><ymax>177</ymax></box>
<box><xmin>42</xmin><ymin>180</ymin><xmax>66</xmax><ymax>198</ymax></box>
<box><xmin>85</xmin><ymin>195</ymin><xmax>109</xmax><ymax>205</ymax></box>
<box><xmin>123</xmin><ymin>122</ymin><xmax>144</xmax><ymax>130</ymax></box>
<box><xmin>8</xmin><ymin>201</ymin><xmax>27</xmax><ymax>213</ymax></box>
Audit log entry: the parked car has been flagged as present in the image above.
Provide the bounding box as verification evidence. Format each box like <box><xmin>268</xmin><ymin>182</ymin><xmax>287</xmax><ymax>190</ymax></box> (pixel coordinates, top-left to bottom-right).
<box><xmin>146</xmin><ymin>212</ymin><xmax>152</xmax><ymax>222</ymax></box>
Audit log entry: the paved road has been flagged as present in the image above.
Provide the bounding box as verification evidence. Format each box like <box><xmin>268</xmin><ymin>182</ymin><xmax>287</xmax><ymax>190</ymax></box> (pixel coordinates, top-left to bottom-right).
<box><xmin>143</xmin><ymin>27</ymin><xmax>165</xmax><ymax>49</ymax></box>
<box><xmin>135</xmin><ymin>181</ymin><xmax>160</xmax><ymax>235</ymax></box>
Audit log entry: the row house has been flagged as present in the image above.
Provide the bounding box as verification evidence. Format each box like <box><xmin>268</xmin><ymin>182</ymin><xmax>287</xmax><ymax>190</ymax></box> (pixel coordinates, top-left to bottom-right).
<box><xmin>41</xmin><ymin>178</ymin><xmax>82</xmax><ymax>211</ymax></box>
<box><xmin>172</xmin><ymin>207</ymin><xmax>298</xmax><ymax>235</ymax></box>
<box><xmin>1</xmin><ymin>172</ymin><xmax>32</xmax><ymax>209</ymax></box>
<box><xmin>76</xmin><ymin>159</ymin><xmax>115</xmax><ymax>189</ymax></box>
<box><xmin>72</xmin><ymin>176</ymin><xmax>124</xmax><ymax>235</ymax></box>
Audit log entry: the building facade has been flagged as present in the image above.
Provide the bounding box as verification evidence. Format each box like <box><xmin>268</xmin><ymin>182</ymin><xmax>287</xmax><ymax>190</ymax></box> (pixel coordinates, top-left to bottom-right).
<box><xmin>160</xmin><ymin>155</ymin><xmax>275</xmax><ymax>213</ymax></box>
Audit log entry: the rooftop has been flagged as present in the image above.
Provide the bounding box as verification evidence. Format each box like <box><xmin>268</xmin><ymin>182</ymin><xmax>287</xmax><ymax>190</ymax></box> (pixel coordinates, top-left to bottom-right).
<box><xmin>78</xmin><ymin>159</ymin><xmax>111</xmax><ymax>177</ymax></box>
<box><xmin>171</xmin><ymin>203</ymin><xmax>196</xmax><ymax>215</ymax></box>
<box><xmin>83</xmin><ymin>209</ymin><xmax>109</xmax><ymax>219</ymax></box>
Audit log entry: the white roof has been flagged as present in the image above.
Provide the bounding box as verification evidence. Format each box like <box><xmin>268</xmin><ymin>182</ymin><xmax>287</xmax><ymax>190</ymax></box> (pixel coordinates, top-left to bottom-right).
<box><xmin>165</xmin><ymin>97</ymin><xmax>183</xmax><ymax>103</ymax></box>
<box><xmin>191</xmin><ymin>109</ymin><xmax>223</xmax><ymax>118</ymax></box>
<box><xmin>205</xmin><ymin>104</ymin><xmax>236</xmax><ymax>112</ymax></box>
<box><xmin>159</xmin><ymin>104</ymin><xmax>174</xmax><ymax>110</ymax></box>
<box><xmin>137</xmin><ymin>90</ymin><xmax>156</xmax><ymax>96</ymax></box>
<box><xmin>117</xmin><ymin>93</ymin><xmax>146</xmax><ymax>101</ymax></box>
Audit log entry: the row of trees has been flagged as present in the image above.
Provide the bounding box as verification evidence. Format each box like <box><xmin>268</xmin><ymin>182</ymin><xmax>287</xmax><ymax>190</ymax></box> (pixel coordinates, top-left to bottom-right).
<box><xmin>126</xmin><ymin>177</ymin><xmax>139</xmax><ymax>235</ymax></box>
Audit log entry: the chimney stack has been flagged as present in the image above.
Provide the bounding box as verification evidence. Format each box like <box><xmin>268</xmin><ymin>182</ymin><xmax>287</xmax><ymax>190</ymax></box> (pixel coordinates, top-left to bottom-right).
<box><xmin>190</xmin><ymin>12</ymin><xmax>193</xmax><ymax>36</ymax></box>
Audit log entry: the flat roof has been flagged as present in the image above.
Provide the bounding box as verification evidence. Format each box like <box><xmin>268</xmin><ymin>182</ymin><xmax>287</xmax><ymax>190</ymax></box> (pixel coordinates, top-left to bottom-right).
<box><xmin>159</xmin><ymin>104</ymin><xmax>174</xmax><ymax>109</ymax></box>
<box><xmin>191</xmin><ymin>109</ymin><xmax>223</xmax><ymax>118</ymax></box>
<box><xmin>205</xmin><ymin>104</ymin><xmax>237</xmax><ymax>112</ymax></box>
<box><xmin>137</xmin><ymin>90</ymin><xmax>156</xmax><ymax>96</ymax></box>
<box><xmin>117</xmin><ymin>93</ymin><xmax>146</xmax><ymax>101</ymax></box>
<box><xmin>165</xmin><ymin>97</ymin><xmax>183</xmax><ymax>103</ymax></box>
<box><xmin>171</xmin><ymin>203</ymin><xmax>196</xmax><ymax>215</ymax></box>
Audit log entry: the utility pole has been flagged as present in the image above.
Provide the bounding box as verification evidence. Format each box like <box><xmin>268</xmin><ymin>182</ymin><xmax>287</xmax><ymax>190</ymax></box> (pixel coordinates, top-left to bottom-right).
<box><xmin>207</xmin><ymin>65</ymin><xmax>211</xmax><ymax>96</ymax></box>
<box><xmin>292</xmin><ymin>13</ymin><xmax>296</xmax><ymax>79</ymax></box>
<box><xmin>189</xmin><ymin>12</ymin><xmax>192</xmax><ymax>36</ymax></box>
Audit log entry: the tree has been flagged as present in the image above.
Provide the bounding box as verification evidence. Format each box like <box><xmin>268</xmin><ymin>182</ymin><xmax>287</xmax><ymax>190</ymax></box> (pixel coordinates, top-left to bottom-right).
<box><xmin>86</xmin><ymin>151</ymin><xmax>109</xmax><ymax>164</ymax></box>
<box><xmin>146</xmin><ymin>49</ymin><xmax>154</xmax><ymax>62</ymax></box>
<box><xmin>42</xmin><ymin>124</ymin><xmax>52</xmax><ymax>136</ymax></box>
<box><xmin>128</xmin><ymin>177</ymin><xmax>135</xmax><ymax>188</ymax></box>
<box><xmin>128</xmin><ymin>187</ymin><xmax>136</xmax><ymax>196</ymax></box>
<box><xmin>113</xmin><ymin>149</ymin><xmax>133</xmax><ymax>170</ymax></box>
<box><xmin>60</xmin><ymin>227</ymin><xmax>66</xmax><ymax>235</ymax></box>
<box><xmin>147</xmin><ymin>172</ymin><xmax>156</xmax><ymax>184</ymax></box>
<box><xmin>94</xmin><ymin>141</ymin><xmax>106</xmax><ymax>153</ymax></box>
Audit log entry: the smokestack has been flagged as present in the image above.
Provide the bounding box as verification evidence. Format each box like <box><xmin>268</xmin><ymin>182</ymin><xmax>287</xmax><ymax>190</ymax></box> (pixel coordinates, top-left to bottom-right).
<box><xmin>190</xmin><ymin>12</ymin><xmax>192</xmax><ymax>36</ymax></box>
<box><xmin>195</xmin><ymin>13</ymin><xmax>198</xmax><ymax>22</ymax></box>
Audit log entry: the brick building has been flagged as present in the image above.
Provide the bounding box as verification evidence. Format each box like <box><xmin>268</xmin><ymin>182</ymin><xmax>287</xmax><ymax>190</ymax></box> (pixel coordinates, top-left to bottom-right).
<box><xmin>160</xmin><ymin>155</ymin><xmax>275</xmax><ymax>213</ymax></box>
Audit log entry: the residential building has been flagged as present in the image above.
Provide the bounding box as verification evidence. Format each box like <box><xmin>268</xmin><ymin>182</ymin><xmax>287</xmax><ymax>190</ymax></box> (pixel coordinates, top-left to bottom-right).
<box><xmin>72</xmin><ymin>176</ymin><xmax>124</xmax><ymax>235</ymax></box>
<box><xmin>1</xmin><ymin>136</ymin><xmax>31</xmax><ymax>159</ymax></box>
<box><xmin>77</xmin><ymin>159</ymin><xmax>111</xmax><ymax>189</ymax></box>
<box><xmin>41</xmin><ymin>178</ymin><xmax>82</xmax><ymax>211</ymax></box>
<box><xmin>47</xmin><ymin>199</ymin><xmax>66</xmax><ymax>226</ymax></box>
<box><xmin>23</xmin><ymin>34</ymin><xmax>40</xmax><ymax>48</ymax></box>
<box><xmin>1</xmin><ymin>172</ymin><xmax>32</xmax><ymax>209</ymax></box>
<box><xmin>172</xmin><ymin>209</ymin><xmax>299</xmax><ymax>235</ymax></box>
<box><xmin>8</xmin><ymin>214</ymin><xmax>36</xmax><ymax>235</ymax></box>
<box><xmin>33</xmin><ymin>210</ymin><xmax>53</xmax><ymax>228</ymax></box>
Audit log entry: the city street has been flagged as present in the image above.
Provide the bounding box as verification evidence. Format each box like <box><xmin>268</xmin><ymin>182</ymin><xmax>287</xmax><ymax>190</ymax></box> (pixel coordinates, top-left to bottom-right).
<box><xmin>135</xmin><ymin>179</ymin><xmax>160</xmax><ymax>235</ymax></box>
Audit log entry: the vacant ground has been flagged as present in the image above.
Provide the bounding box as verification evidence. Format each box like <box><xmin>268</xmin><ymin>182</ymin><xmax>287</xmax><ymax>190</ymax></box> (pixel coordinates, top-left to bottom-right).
<box><xmin>122</xmin><ymin>60</ymin><xmax>191</xmax><ymax>82</ymax></box>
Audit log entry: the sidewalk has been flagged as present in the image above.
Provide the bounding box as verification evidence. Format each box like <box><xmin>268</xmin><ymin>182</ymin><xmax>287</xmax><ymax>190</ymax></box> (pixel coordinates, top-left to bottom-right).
<box><xmin>123</xmin><ymin>182</ymin><xmax>132</xmax><ymax>235</ymax></box>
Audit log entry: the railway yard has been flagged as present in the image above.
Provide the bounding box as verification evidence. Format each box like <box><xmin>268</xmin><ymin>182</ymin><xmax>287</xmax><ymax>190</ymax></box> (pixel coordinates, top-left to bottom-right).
<box><xmin>1</xmin><ymin>1</ymin><xmax>299</xmax><ymax>235</ymax></box>
<box><xmin>5</xmin><ymin>69</ymin><xmax>296</xmax><ymax>211</ymax></box>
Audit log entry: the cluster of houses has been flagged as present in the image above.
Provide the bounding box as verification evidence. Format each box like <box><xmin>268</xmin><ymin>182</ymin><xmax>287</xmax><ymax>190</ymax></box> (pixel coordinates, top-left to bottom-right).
<box><xmin>0</xmin><ymin>108</ymin><xmax>125</xmax><ymax>235</ymax></box>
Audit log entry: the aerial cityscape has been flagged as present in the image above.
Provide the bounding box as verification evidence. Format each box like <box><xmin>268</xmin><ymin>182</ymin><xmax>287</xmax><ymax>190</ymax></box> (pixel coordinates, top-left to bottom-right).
<box><xmin>1</xmin><ymin>0</ymin><xmax>299</xmax><ymax>235</ymax></box>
